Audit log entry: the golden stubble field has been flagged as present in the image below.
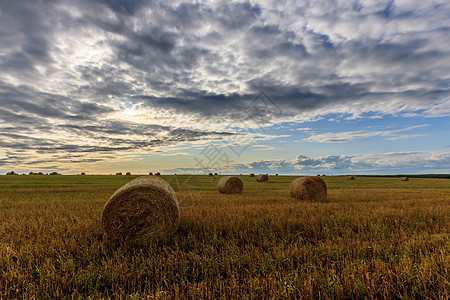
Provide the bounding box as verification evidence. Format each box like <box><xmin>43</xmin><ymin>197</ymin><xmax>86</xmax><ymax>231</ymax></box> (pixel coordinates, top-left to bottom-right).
<box><xmin>0</xmin><ymin>175</ymin><xmax>449</xmax><ymax>299</ymax></box>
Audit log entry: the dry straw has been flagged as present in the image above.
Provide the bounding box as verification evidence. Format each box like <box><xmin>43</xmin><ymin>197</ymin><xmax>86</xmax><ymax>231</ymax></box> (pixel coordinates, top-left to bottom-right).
<box><xmin>101</xmin><ymin>176</ymin><xmax>179</xmax><ymax>245</ymax></box>
<box><xmin>290</xmin><ymin>176</ymin><xmax>327</xmax><ymax>202</ymax></box>
<box><xmin>347</xmin><ymin>175</ymin><xmax>356</xmax><ymax>180</ymax></box>
<box><xmin>217</xmin><ymin>176</ymin><xmax>243</xmax><ymax>194</ymax></box>
<box><xmin>401</xmin><ymin>177</ymin><xmax>409</xmax><ymax>181</ymax></box>
<box><xmin>256</xmin><ymin>174</ymin><xmax>269</xmax><ymax>182</ymax></box>
<box><xmin>249</xmin><ymin>173</ymin><xmax>255</xmax><ymax>177</ymax></box>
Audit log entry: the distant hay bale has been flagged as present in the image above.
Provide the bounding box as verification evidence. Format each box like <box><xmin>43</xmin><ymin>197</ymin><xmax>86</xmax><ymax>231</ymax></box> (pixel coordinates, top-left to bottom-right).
<box><xmin>275</xmin><ymin>174</ymin><xmax>278</xmax><ymax>176</ymax></box>
<box><xmin>217</xmin><ymin>176</ymin><xmax>243</xmax><ymax>194</ymax></box>
<box><xmin>214</xmin><ymin>172</ymin><xmax>218</xmax><ymax>176</ymax></box>
<box><xmin>101</xmin><ymin>176</ymin><xmax>179</xmax><ymax>245</ymax></box>
<box><xmin>208</xmin><ymin>173</ymin><xmax>213</xmax><ymax>177</ymax></box>
<box><xmin>256</xmin><ymin>174</ymin><xmax>269</xmax><ymax>182</ymax></box>
<box><xmin>401</xmin><ymin>177</ymin><xmax>409</xmax><ymax>181</ymax></box>
<box><xmin>249</xmin><ymin>173</ymin><xmax>255</xmax><ymax>177</ymax></box>
<box><xmin>155</xmin><ymin>172</ymin><xmax>161</xmax><ymax>176</ymax></box>
<box><xmin>126</xmin><ymin>172</ymin><xmax>131</xmax><ymax>176</ymax></box>
<box><xmin>322</xmin><ymin>174</ymin><xmax>326</xmax><ymax>176</ymax></box>
<box><xmin>347</xmin><ymin>175</ymin><xmax>356</xmax><ymax>180</ymax></box>
<box><xmin>317</xmin><ymin>174</ymin><xmax>321</xmax><ymax>176</ymax></box>
<box><xmin>149</xmin><ymin>172</ymin><xmax>153</xmax><ymax>176</ymax></box>
<box><xmin>116</xmin><ymin>172</ymin><xmax>122</xmax><ymax>175</ymax></box>
<box><xmin>81</xmin><ymin>172</ymin><xmax>85</xmax><ymax>175</ymax></box>
<box><xmin>290</xmin><ymin>176</ymin><xmax>327</xmax><ymax>202</ymax></box>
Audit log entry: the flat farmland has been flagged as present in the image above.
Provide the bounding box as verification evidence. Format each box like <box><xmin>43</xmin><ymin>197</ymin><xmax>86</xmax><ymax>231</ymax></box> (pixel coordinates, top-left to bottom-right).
<box><xmin>0</xmin><ymin>175</ymin><xmax>449</xmax><ymax>299</ymax></box>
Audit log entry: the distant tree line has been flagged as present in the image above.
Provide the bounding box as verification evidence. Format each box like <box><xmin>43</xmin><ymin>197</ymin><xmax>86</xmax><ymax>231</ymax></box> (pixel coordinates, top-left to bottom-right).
<box><xmin>5</xmin><ymin>171</ymin><xmax>62</xmax><ymax>175</ymax></box>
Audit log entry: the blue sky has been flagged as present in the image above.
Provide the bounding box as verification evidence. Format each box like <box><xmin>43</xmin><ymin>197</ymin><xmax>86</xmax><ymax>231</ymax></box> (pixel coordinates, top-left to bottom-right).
<box><xmin>0</xmin><ymin>0</ymin><xmax>449</xmax><ymax>175</ymax></box>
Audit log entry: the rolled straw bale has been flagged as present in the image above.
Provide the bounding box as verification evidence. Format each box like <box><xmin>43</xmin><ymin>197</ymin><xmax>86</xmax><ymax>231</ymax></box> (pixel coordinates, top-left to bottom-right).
<box><xmin>101</xmin><ymin>176</ymin><xmax>179</xmax><ymax>245</ymax></box>
<box><xmin>126</xmin><ymin>172</ymin><xmax>131</xmax><ymax>176</ymax></box>
<box><xmin>155</xmin><ymin>172</ymin><xmax>161</xmax><ymax>176</ymax></box>
<box><xmin>290</xmin><ymin>176</ymin><xmax>327</xmax><ymax>202</ymax></box>
<box><xmin>214</xmin><ymin>172</ymin><xmax>218</xmax><ymax>176</ymax></box>
<box><xmin>208</xmin><ymin>173</ymin><xmax>214</xmax><ymax>177</ymax></box>
<box><xmin>116</xmin><ymin>172</ymin><xmax>122</xmax><ymax>175</ymax></box>
<box><xmin>347</xmin><ymin>175</ymin><xmax>356</xmax><ymax>180</ymax></box>
<box><xmin>217</xmin><ymin>176</ymin><xmax>243</xmax><ymax>194</ymax></box>
<box><xmin>149</xmin><ymin>172</ymin><xmax>153</xmax><ymax>176</ymax></box>
<box><xmin>401</xmin><ymin>177</ymin><xmax>409</xmax><ymax>181</ymax></box>
<box><xmin>249</xmin><ymin>173</ymin><xmax>255</xmax><ymax>177</ymax></box>
<box><xmin>256</xmin><ymin>174</ymin><xmax>269</xmax><ymax>182</ymax></box>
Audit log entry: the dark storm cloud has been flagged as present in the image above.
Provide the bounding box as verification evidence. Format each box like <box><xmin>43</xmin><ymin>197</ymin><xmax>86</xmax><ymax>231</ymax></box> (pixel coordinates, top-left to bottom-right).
<box><xmin>0</xmin><ymin>81</ymin><xmax>113</xmax><ymax>122</ymax></box>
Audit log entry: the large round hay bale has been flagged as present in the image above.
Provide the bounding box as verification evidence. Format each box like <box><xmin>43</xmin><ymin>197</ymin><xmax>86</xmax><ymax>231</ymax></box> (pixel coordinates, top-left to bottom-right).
<box><xmin>347</xmin><ymin>175</ymin><xmax>356</xmax><ymax>180</ymax></box>
<box><xmin>217</xmin><ymin>176</ymin><xmax>243</xmax><ymax>194</ymax></box>
<box><xmin>155</xmin><ymin>172</ymin><xmax>161</xmax><ymax>176</ymax></box>
<box><xmin>208</xmin><ymin>173</ymin><xmax>213</xmax><ymax>177</ymax></box>
<box><xmin>101</xmin><ymin>176</ymin><xmax>179</xmax><ymax>245</ymax></box>
<box><xmin>249</xmin><ymin>173</ymin><xmax>255</xmax><ymax>177</ymax></box>
<box><xmin>214</xmin><ymin>172</ymin><xmax>218</xmax><ymax>176</ymax></box>
<box><xmin>401</xmin><ymin>177</ymin><xmax>409</xmax><ymax>181</ymax></box>
<box><xmin>256</xmin><ymin>174</ymin><xmax>268</xmax><ymax>182</ymax></box>
<box><xmin>126</xmin><ymin>172</ymin><xmax>131</xmax><ymax>176</ymax></box>
<box><xmin>149</xmin><ymin>172</ymin><xmax>153</xmax><ymax>176</ymax></box>
<box><xmin>290</xmin><ymin>176</ymin><xmax>327</xmax><ymax>201</ymax></box>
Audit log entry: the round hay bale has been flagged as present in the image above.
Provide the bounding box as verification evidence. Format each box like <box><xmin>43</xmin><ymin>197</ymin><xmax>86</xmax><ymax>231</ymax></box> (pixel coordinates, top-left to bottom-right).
<box><xmin>101</xmin><ymin>176</ymin><xmax>179</xmax><ymax>245</ymax></box>
<box><xmin>290</xmin><ymin>176</ymin><xmax>327</xmax><ymax>202</ymax></box>
<box><xmin>116</xmin><ymin>172</ymin><xmax>122</xmax><ymax>175</ymax></box>
<box><xmin>347</xmin><ymin>175</ymin><xmax>356</xmax><ymax>180</ymax></box>
<box><xmin>208</xmin><ymin>173</ymin><xmax>213</xmax><ymax>177</ymax></box>
<box><xmin>217</xmin><ymin>176</ymin><xmax>243</xmax><ymax>194</ymax></box>
<box><xmin>126</xmin><ymin>172</ymin><xmax>131</xmax><ymax>176</ymax></box>
<box><xmin>275</xmin><ymin>174</ymin><xmax>278</xmax><ymax>176</ymax></box>
<box><xmin>214</xmin><ymin>172</ymin><xmax>218</xmax><ymax>176</ymax></box>
<box><xmin>81</xmin><ymin>172</ymin><xmax>86</xmax><ymax>175</ymax></box>
<box><xmin>256</xmin><ymin>174</ymin><xmax>269</xmax><ymax>182</ymax></box>
<box><xmin>401</xmin><ymin>177</ymin><xmax>409</xmax><ymax>181</ymax></box>
<box><xmin>149</xmin><ymin>172</ymin><xmax>153</xmax><ymax>176</ymax></box>
<box><xmin>249</xmin><ymin>173</ymin><xmax>255</xmax><ymax>177</ymax></box>
<box><xmin>155</xmin><ymin>172</ymin><xmax>161</xmax><ymax>176</ymax></box>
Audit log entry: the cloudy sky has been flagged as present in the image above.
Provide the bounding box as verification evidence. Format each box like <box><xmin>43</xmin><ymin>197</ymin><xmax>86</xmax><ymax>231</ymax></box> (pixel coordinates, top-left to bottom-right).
<box><xmin>1</xmin><ymin>0</ymin><xmax>449</xmax><ymax>175</ymax></box>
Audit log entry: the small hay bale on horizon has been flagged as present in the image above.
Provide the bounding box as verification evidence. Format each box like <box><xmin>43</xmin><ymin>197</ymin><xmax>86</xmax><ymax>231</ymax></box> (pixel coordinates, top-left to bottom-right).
<box><xmin>116</xmin><ymin>172</ymin><xmax>122</xmax><ymax>176</ymax></box>
<box><xmin>256</xmin><ymin>174</ymin><xmax>269</xmax><ymax>182</ymax></box>
<box><xmin>149</xmin><ymin>172</ymin><xmax>153</xmax><ymax>176</ymax></box>
<box><xmin>401</xmin><ymin>177</ymin><xmax>409</xmax><ymax>181</ymax></box>
<box><xmin>101</xmin><ymin>176</ymin><xmax>179</xmax><ymax>246</ymax></box>
<box><xmin>290</xmin><ymin>176</ymin><xmax>327</xmax><ymax>202</ymax></box>
<box><xmin>155</xmin><ymin>172</ymin><xmax>161</xmax><ymax>176</ymax></box>
<box><xmin>208</xmin><ymin>173</ymin><xmax>214</xmax><ymax>177</ymax></box>
<box><xmin>126</xmin><ymin>172</ymin><xmax>131</xmax><ymax>176</ymax></box>
<box><xmin>218</xmin><ymin>176</ymin><xmax>243</xmax><ymax>194</ymax></box>
<box><xmin>81</xmin><ymin>172</ymin><xmax>86</xmax><ymax>175</ymax></box>
<box><xmin>214</xmin><ymin>172</ymin><xmax>218</xmax><ymax>176</ymax></box>
<box><xmin>347</xmin><ymin>175</ymin><xmax>356</xmax><ymax>180</ymax></box>
<box><xmin>249</xmin><ymin>173</ymin><xmax>255</xmax><ymax>177</ymax></box>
